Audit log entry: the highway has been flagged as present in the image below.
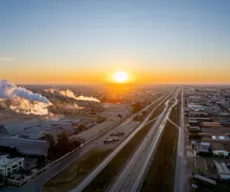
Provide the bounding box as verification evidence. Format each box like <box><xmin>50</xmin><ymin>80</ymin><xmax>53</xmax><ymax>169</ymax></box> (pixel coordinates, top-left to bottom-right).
<box><xmin>174</xmin><ymin>86</ymin><xmax>188</xmax><ymax>192</ymax></box>
<box><xmin>70</xmin><ymin>89</ymin><xmax>175</xmax><ymax>192</ymax></box>
<box><xmin>0</xmin><ymin>91</ymin><xmax>171</xmax><ymax>192</ymax></box>
<box><xmin>107</xmin><ymin>88</ymin><xmax>180</xmax><ymax>192</ymax></box>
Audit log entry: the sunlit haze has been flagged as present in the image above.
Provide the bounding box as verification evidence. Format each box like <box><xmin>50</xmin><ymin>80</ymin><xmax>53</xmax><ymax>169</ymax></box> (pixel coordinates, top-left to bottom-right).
<box><xmin>113</xmin><ymin>71</ymin><xmax>128</xmax><ymax>83</ymax></box>
<box><xmin>1</xmin><ymin>0</ymin><xmax>230</xmax><ymax>84</ymax></box>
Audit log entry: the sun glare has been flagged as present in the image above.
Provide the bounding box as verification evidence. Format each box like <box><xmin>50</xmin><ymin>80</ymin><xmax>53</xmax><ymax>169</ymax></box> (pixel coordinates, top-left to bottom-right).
<box><xmin>113</xmin><ymin>71</ymin><xmax>128</xmax><ymax>83</ymax></box>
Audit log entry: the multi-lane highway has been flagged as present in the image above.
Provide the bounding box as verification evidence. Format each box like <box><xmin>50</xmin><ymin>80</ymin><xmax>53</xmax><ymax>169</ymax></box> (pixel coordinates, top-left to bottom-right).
<box><xmin>107</xmin><ymin>88</ymin><xmax>180</xmax><ymax>192</ymax></box>
<box><xmin>174</xmin><ymin>86</ymin><xmax>188</xmax><ymax>192</ymax></box>
<box><xmin>71</xmin><ymin>89</ymin><xmax>175</xmax><ymax>192</ymax></box>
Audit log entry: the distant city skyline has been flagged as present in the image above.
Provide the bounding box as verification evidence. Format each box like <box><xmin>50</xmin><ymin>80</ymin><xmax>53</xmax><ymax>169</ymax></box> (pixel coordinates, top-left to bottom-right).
<box><xmin>1</xmin><ymin>0</ymin><xmax>230</xmax><ymax>84</ymax></box>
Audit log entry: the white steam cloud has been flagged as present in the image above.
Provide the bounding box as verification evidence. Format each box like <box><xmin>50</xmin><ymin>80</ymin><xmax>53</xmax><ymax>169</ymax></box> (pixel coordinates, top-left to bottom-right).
<box><xmin>9</xmin><ymin>99</ymin><xmax>50</xmax><ymax>116</ymax></box>
<box><xmin>0</xmin><ymin>80</ymin><xmax>50</xmax><ymax>103</ymax></box>
<box><xmin>45</xmin><ymin>88</ymin><xmax>100</xmax><ymax>103</ymax></box>
<box><xmin>0</xmin><ymin>79</ymin><xmax>51</xmax><ymax>115</ymax></box>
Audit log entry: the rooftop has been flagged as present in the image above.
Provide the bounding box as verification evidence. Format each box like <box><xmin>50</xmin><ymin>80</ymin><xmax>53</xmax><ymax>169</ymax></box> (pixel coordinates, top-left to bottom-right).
<box><xmin>0</xmin><ymin>155</ymin><xmax>24</xmax><ymax>166</ymax></box>
<box><xmin>214</xmin><ymin>161</ymin><xmax>230</xmax><ymax>175</ymax></box>
<box><xmin>211</xmin><ymin>135</ymin><xmax>230</xmax><ymax>141</ymax></box>
<box><xmin>0</xmin><ymin>137</ymin><xmax>49</xmax><ymax>156</ymax></box>
<box><xmin>196</xmin><ymin>143</ymin><xmax>209</xmax><ymax>153</ymax></box>
<box><xmin>212</xmin><ymin>143</ymin><xmax>230</xmax><ymax>152</ymax></box>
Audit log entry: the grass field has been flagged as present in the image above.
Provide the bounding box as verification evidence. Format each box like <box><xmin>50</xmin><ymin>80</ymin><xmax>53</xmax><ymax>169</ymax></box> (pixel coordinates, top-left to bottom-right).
<box><xmin>43</xmin><ymin>148</ymin><xmax>112</xmax><ymax>192</ymax></box>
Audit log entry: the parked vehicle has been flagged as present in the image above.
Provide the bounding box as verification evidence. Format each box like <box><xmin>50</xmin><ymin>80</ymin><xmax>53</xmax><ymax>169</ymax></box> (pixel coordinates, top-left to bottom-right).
<box><xmin>110</xmin><ymin>131</ymin><xmax>125</xmax><ymax>136</ymax></box>
<box><xmin>104</xmin><ymin>136</ymin><xmax>120</xmax><ymax>144</ymax></box>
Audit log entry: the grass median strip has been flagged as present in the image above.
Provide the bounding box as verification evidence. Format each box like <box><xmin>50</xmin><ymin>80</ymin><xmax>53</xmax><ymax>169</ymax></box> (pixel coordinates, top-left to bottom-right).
<box><xmin>150</xmin><ymin>104</ymin><xmax>165</xmax><ymax>120</ymax></box>
<box><xmin>140</xmin><ymin>95</ymin><xmax>180</xmax><ymax>192</ymax></box>
<box><xmin>83</xmin><ymin>120</ymin><xmax>156</xmax><ymax>191</ymax></box>
<box><xmin>43</xmin><ymin>148</ymin><xmax>112</xmax><ymax>192</ymax></box>
<box><xmin>141</xmin><ymin>121</ymin><xmax>178</xmax><ymax>192</ymax></box>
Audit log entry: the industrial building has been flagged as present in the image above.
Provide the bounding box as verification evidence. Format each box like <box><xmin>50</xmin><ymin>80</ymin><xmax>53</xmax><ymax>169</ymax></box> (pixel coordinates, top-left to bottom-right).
<box><xmin>0</xmin><ymin>118</ymin><xmax>42</xmax><ymax>136</ymax></box>
<box><xmin>212</xmin><ymin>143</ymin><xmax>230</xmax><ymax>157</ymax></box>
<box><xmin>214</xmin><ymin>161</ymin><xmax>230</xmax><ymax>180</ymax></box>
<box><xmin>188</xmin><ymin>126</ymin><xmax>201</xmax><ymax>132</ymax></box>
<box><xmin>0</xmin><ymin>155</ymin><xmax>24</xmax><ymax>177</ymax></box>
<box><xmin>0</xmin><ymin>137</ymin><xmax>49</xmax><ymax>156</ymax></box>
<box><xmin>196</xmin><ymin>143</ymin><xmax>210</xmax><ymax>154</ymax></box>
<box><xmin>202</xmin><ymin>122</ymin><xmax>221</xmax><ymax>128</ymax></box>
<box><xmin>189</xmin><ymin>111</ymin><xmax>209</xmax><ymax>117</ymax></box>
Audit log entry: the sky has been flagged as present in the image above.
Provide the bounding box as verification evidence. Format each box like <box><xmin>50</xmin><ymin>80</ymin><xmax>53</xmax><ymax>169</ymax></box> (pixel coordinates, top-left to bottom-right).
<box><xmin>1</xmin><ymin>0</ymin><xmax>230</xmax><ymax>84</ymax></box>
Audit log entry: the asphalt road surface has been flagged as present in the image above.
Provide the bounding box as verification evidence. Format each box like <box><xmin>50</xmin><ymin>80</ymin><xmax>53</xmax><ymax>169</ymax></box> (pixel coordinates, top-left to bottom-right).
<box><xmin>108</xmin><ymin>88</ymin><xmax>180</xmax><ymax>192</ymax></box>
<box><xmin>174</xmin><ymin>86</ymin><xmax>188</xmax><ymax>192</ymax></box>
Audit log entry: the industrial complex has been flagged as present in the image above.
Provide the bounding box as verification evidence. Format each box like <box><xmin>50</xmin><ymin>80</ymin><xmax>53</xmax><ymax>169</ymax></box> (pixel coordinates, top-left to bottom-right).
<box><xmin>1</xmin><ymin>83</ymin><xmax>230</xmax><ymax>192</ymax></box>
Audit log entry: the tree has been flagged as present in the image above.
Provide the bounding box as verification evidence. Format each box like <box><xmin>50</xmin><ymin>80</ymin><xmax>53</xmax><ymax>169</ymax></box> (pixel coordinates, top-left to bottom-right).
<box><xmin>132</xmin><ymin>101</ymin><xmax>143</xmax><ymax>113</ymax></box>
<box><xmin>44</xmin><ymin>133</ymin><xmax>55</xmax><ymax>149</ymax></box>
<box><xmin>36</xmin><ymin>155</ymin><xmax>46</xmax><ymax>169</ymax></box>
<box><xmin>56</xmin><ymin>131</ymin><xmax>71</xmax><ymax>154</ymax></box>
<box><xmin>133</xmin><ymin>115</ymin><xmax>140</xmax><ymax>121</ymax></box>
<box><xmin>74</xmin><ymin>128</ymin><xmax>80</xmax><ymax>134</ymax></box>
<box><xmin>71</xmin><ymin>140</ymin><xmax>81</xmax><ymax>149</ymax></box>
<box><xmin>78</xmin><ymin>124</ymin><xmax>86</xmax><ymax>132</ymax></box>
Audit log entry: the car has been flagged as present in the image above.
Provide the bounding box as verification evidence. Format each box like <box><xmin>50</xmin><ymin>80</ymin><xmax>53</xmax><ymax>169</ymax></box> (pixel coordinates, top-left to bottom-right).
<box><xmin>110</xmin><ymin>131</ymin><xmax>125</xmax><ymax>136</ymax></box>
<box><xmin>104</xmin><ymin>136</ymin><xmax>120</xmax><ymax>143</ymax></box>
<box><xmin>112</xmin><ymin>136</ymin><xmax>119</xmax><ymax>141</ymax></box>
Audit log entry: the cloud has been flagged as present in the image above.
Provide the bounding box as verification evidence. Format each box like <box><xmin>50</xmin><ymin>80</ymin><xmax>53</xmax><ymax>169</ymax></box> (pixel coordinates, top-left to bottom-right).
<box><xmin>0</xmin><ymin>57</ymin><xmax>15</xmax><ymax>61</ymax></box>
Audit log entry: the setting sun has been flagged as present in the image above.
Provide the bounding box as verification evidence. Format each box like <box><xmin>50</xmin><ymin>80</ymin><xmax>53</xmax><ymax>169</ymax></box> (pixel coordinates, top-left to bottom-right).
<box><xmin>113</xmin><ymin>71</ymin><xmax>128</xmax><ymax>83</ymax></box>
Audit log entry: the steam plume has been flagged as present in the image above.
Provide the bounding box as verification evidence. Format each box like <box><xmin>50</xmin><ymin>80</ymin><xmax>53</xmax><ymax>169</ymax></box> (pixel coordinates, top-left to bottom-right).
<box><xmin>0</xmin><ymin>80</ymin><xmax>50</xmax><ymax>103</ymax></box>
<box><xmin>45</xmin><ymin>88</ymin><xmax>100</xmax><ymax>102</ymax></box>
<box><xmin>0</xmin><ymin>79</ymin><xmax>51</xmax><ymax>115</ymax></box>
<box><xmin>9</xmin><ymin>98</ymin><xmax>50</xmax><ymax>116</ymax></box>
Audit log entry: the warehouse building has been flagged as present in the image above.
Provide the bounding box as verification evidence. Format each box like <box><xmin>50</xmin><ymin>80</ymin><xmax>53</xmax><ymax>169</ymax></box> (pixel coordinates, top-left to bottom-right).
<box><xmin>0</xmin><ymin>137</ymin><xmax>49</xmax><ymax>156</ymax></box>
<box><xmin>189</xmin><ymin>111</ymin><xmax>209</xmax><ymax>117</ymax></box>
<box><xmin>188</xmin><ymin>126</ymin><xmax>201</xmax><ymax>132</ymax></box>
<box><xmin>214</xmin><ymin>161</ymin><xmax>230</xmax><ymax>180</ymax></box>
<box><xmin>0</xmin><ymin>118</ymin><xmax>42</xmax><ymax>136</ymax></box>
<box><xmin>196</xmin><ymin>143</ymin><xmax>210</xmax><ymax>155</ymax></box>
<box><xmin>212</xmin><ymin>143</ymin><xmax>230</xmax><ymax>157</ymax></box>
<box><xmin>202</xmin><ymin>122</ymin><xmax>221</xmax><ymax>128</ymax></box>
